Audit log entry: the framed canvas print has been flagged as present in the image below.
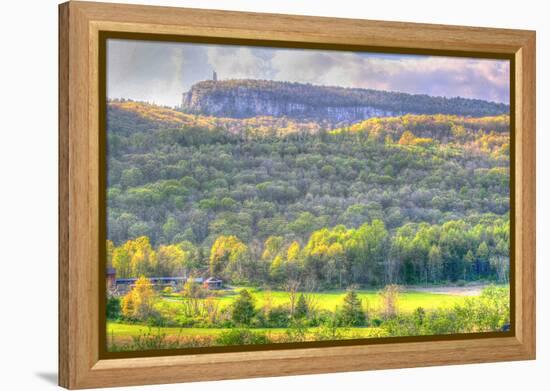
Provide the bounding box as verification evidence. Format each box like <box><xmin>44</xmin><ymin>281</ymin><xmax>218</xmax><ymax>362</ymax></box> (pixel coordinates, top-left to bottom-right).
<box><xmin>59</xmin><ymin>1</ymin><xmax>536</xmax><ymax>389</ymax></box>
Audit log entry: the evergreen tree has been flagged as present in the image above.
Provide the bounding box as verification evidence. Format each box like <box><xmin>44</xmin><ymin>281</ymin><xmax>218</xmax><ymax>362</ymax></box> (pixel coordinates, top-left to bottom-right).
<box><xmin>294</xmin><ymin>294</ymin><xmax>308</xmax><ymax>319</ymax></box>
<box><xmin>231</xmin><ymin>289</ymin><xmax>256</xmax><ymax>326</ymax></box>
<box><xmin>339</xmin><ymin>290</ymin><xmax>366</xmax><ymax>326</ymax></box>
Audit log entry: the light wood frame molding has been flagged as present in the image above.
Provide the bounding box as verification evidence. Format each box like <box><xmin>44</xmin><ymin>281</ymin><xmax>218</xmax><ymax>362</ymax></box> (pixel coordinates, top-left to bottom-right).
<box><xmin>59</xmin><ymin>1</ymin><xmax>536</xmax><ymax>388</ymax></box>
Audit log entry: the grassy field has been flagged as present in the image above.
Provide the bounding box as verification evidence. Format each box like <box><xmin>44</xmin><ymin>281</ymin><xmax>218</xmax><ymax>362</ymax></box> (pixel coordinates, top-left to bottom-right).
<box><xmin>107</xmin><ymin>322</ymin><xmax>385</xmax><ymax>342</ymax></box>
<box><xmin>158</xmin><ymin>287</ymin><xmax>469</xmax><ymax>314</ymax></box>
<box><xmin>109</xmin><ymin>286</ymin><xmax>479</xmax><ymax>347</ymax></box>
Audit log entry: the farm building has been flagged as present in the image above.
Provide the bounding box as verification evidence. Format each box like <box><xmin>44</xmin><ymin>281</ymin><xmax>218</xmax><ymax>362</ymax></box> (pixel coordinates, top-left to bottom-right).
<box><xmin>107</xmin><ymin>274</ymin><xmax>207</xmax><ymax>294</ymax></box>
<box><xmin>204</xmin><ymin>277</ymin><xmax>223</xmax><ymax>290</ymax></box>
<box><xmin>106</xmin><ymin>267</ymin><xmax>116</xmax><ymax>291</ymax></box>
<box><xmin>115</xmin><ymin>276</ymin><xmax>187</xmax><ymax>293</ymax></box>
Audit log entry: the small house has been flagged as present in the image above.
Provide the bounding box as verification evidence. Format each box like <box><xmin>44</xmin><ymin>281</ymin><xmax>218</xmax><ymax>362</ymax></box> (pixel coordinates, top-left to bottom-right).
<box><xmin>203</xmin><ymin>277</ymin><xmax>223</xmax><ymax>290</ymax></box>
<box><xmin>106</xmin><ymin>267</ymin><xmax>116</xmax><ymax>291</ymax></box>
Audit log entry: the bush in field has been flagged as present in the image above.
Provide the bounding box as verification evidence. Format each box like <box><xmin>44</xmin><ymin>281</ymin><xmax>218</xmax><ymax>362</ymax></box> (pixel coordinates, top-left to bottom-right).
<box><xmin>382</xmin><ymin>286</ymin><xmax>510</xmax><ymax>337</ymax></box>
<box><xmin>215</xmin><ymin>329</ymin><xmax>271</xmax><ymax>346</ymax></box>
<box><xmin>314</xmin><ymin>312</ymin><xmax>345</xmax><ymax>341</ymax></box>
<box><xmin>338</xmin><ymin>290</ymin><xmax>366</xmax><ymax>326</ymax></box>
<box><xmin>458</xmin><ymin>285</ymin><xmax>510</xmax><ymax>331</ymax></box>
<box><xmin>181</xmin><ymin>277</ymin><xmax>207</xmax><ymax>317</ymax></box>
<box><xmin>294</xmin><ymin>294</ymin><xmax>309</xmax><ymax>319</ymax></box>
<box><xmin>181</xmin><ymin>278</ymin><xmax>206</xmax><ymax>299</ymax></box>
<box><xmin>285</xmin><ymin>319</ymin><xmax>308</xmax><ymax>342</ymax></box>
<box><xmin>383</xmin><ymin>307</ymin><xmax>462</xmax><ymax>337</ymax></box>
<box><xmin>267</xmin><ymin>306</ymin><xmax>291</xmax><ymax>327</ymax></box>
<box><xmin>109</xmin><ymin>328</ymin><xmax>215</xmax><ymax>351</ymax></box>
<box><xmin>379</xmin><ymin>284</ymin><xmax>401</xmax><ymax>319</ymax></box>
<box><xmin>413</xmin><ymin>307</ymin><xmax>426</xmax><ymax>326</ymax></box>
<box><xmin>119</xmin><ymin>329</ymin><xmax>172</xmax><ymax>351</ymax></box>
<box><xmin>162</xmin><ymin>286</ymin><xmax>173</xmax><ymax>296</ymax></box>
<box><xmin>121</xmin><ymin>276</ymin><xmax>158</xmax><ymax>321</ymax></box>
<box><xmin>231</xmin><ymin>289</ymin><xmax>256</xmax><ymax>326</ymax></box>
<box><xmin>106</xmin><ymin>295</ymin><xmax>121</xmax><ymax>320</ymax></box>
<box><xmin>306</xmin><ymin>308</ymin><xmax>334</xmax><ymax>327</ymax></box>
<box><xmin>203</xmin><ymin>296</ymin><xmax>222</xmax><ymax>325</ymax></box>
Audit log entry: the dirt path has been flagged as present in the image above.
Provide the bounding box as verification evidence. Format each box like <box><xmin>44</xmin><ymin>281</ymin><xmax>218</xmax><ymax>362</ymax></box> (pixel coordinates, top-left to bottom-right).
<box><xmin>407</xmin><ymin>285</ymin><xmax>488</xmax><ymax>296</ymax></box>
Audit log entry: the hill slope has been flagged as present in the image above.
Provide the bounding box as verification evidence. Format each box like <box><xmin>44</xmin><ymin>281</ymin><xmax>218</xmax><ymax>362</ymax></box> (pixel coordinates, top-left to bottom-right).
<box><xmin>106</xmin><ymin>101</ymin><xmax>510</xmax><ymax>285</ymax></box>
<box><xmin>107</xmin><ymin>101</ymin><xmax>509</xmax><ymax>248</ymax></box>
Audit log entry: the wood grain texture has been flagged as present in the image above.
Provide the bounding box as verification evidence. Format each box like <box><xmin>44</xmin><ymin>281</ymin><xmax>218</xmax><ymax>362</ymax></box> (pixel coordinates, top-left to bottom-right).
<box><xmin>58</xmin><ymin>3</ymin><xmax>70</xmax><ymax>387</ymax></box>
<box><xmin>515</xmin><ymin>35</ymin><xmax>536</xmax><ymax>353</ymax></box>
<box><xmin>58</xmin><ymin>1</ymin><xmax>536</xmax><ymax>388</ymax></box>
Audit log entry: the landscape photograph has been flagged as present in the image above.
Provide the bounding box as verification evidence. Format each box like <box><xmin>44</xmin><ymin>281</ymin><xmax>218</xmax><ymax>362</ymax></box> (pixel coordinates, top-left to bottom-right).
<box><xmin>104</xmin><ymin>39</ymin><xmax>511</xmax><ymax>352</ymax></box>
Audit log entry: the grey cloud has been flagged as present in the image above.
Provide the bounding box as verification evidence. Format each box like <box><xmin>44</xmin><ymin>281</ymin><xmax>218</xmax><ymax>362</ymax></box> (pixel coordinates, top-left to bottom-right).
<box><xmin>107</xmin><ymin>39</ymin><xmax>509</xmax><ymax>106</ymax></box>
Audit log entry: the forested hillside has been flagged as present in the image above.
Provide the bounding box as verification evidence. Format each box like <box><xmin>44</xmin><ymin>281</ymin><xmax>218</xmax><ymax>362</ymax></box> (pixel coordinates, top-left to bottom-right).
<box><xmin>182</xmin><ymin>79</ymin><xmax>510</xmax><ymax>121</ymax></box>
<box><xmin>107</xmin><ymin>101</ymin><xmax>510</xmax><ymax>288</ymax></box>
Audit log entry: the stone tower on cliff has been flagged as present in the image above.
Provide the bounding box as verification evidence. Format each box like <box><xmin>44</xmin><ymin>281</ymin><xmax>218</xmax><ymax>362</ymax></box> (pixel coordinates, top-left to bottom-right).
<box><xmin>212</xmin><ymin>70</ymin><xmax>218</xmax><ymax>82</ymax></box>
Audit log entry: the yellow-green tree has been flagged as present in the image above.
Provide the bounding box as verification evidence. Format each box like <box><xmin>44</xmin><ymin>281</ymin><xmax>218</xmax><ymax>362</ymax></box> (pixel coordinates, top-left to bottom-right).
<box><xmin>129</xmin><ymin>237</ymin><xmax>157</xmax><ymax>277</ymax></box>
<box><xmin>286</xmin><ymin>241</ymin><xmax>303</xmax><ymax>280</ymax></box>
<box><xmin>209</xmin><ymin>235</ymin><xmax>250</xmax><ymax>279</ymax></box>
<box><xmin>398</xmin><ymin>130</ymin><xmax>416</xmax><ymax>145</ymax></box>
<box><xmin>112</xmin><ymin>245</ymin><xmax>131</xmax><ymax>278</ymax></box>
<box><xmin>287</xmin><ymin>241</ymin><xmax>301</xmax><ymax>263</ymax></box>
<box><xmin>261</xmin><ymin>236</ymin><xmax>284</xmax><ymax>261</ymax></box>
<box><xmin>156</xmin><ymin>244</ymin><xmax>185</xmax><ymax>276</ymax></box>
<box><xmin>112</xmin><ymin>237</ymin><xmax>157</xmax><ymax>278</ymax></box>
<box><xmin>269</xmin><ymin>254</ymin><xmax>285</xmax><ymax>281</ymax></box>
<box><xmin>121</xmin><ymin>276</ymin><xmax>157</xmax><ymax>320</ymax></box>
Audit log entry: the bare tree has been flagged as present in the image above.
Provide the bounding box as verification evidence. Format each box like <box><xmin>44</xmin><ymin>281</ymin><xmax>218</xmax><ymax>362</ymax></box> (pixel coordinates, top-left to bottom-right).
<box><xmin>262</xmin><ymin>290</ymin><xmax>274</xmax><ymax>317</ymax></box>
<box><xmin>379</xmin><ymin>284</ymin><xmax>401</xmax><ymax>319</ymax></box>
<box><xmin>284</xmin><ymin>279</ymin><xmax>301</xmax><ymax>316</ymax></box>
<box><xmin>302</xmin><ymin>277</ymin><xmax>319</xmax><ymax>315</ymax></box>
<box><xmin>490</xmin><ymin>255</ymin><xmax>509</xmax><ymax>283</ymax></box>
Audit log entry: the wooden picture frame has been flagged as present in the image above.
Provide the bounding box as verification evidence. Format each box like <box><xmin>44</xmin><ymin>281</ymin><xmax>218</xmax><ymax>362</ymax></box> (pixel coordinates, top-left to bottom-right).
<box><xmin>59</xmin><ymin>1</ymin><xmax>536</xmax><ymax>388</ymax></box>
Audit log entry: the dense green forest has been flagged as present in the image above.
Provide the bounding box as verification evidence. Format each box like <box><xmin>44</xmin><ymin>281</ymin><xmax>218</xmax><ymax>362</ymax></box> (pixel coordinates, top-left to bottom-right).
<box><xmin>107</xmin><ymin>100</ymin><xmax>510</xmax><ymax>288</ymax></box>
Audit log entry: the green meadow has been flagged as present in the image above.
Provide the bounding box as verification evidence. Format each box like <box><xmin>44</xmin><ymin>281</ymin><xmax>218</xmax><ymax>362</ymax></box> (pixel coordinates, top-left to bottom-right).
<box><xmin>107</xmin><ymin>322</ymin><xmax>384</xmax><ymax>341</ymax></box>
<box><xmin>157</xmin><ymin>288</ymin><xmax>467</xmax><ymax>314</ymax></box>
<box><xmin>107</xmin><ymin>286</ymin><xmax>490</xmax><ymax>349</ymax></box>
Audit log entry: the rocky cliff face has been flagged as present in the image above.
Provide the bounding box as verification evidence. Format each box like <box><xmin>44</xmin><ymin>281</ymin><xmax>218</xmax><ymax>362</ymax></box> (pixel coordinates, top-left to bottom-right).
<box><xmin>183</xmin><ymin>88</ymin><xmax>397</xmax><ymax>123</ymax></box>
<box><xmin>181</xmin><ymin>79</ymin><xmax>509</xmax><ymax>123</ymax></box>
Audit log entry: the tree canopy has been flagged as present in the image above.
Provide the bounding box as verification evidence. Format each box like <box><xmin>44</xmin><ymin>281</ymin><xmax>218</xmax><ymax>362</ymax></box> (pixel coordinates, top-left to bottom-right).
<box><xmin>106</xmin><ymin>101</ymin><xmax>510</xmax><ymax>288</ymax></box>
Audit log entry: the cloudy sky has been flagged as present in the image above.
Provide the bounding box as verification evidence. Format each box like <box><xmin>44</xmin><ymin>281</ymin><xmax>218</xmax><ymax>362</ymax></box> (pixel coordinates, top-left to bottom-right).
<box><xmin>107</xmin><ymin>39</ymin><xmax>510</xmax><ymax>107</ymax></box>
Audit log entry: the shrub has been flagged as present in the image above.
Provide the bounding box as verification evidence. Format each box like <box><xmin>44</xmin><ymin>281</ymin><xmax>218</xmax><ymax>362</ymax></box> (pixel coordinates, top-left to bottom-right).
<box><xmin>162</xmin><ymin>286</ymin><xmax>173</xmax><ymax>295</ymax></box>
<box><xmin>294</xmin><ymin>294</ymin><xmax>308</xmax><ymax>319</ymax></box>
<box><xmin>215</xmin><ymin>329</ymin><xmax>271</xmax><ymax>346</ymax></box>
<box><xmin>106</xmin><ymin>295</ymin><xmax>121</xmax><ymax>320</ymax></box>
<box><xmin>181</xmin><ymin>278</ymin><xmax>206</xmax><ymax>299</ymax></box>
<box><xmin>382</xmin><ymin>286</ymin><xmax>510</xmax><ymax>337</ymax></box>
<box><xmin>313</xmin><ymin>312</ymin><xmax>345</xmax><ymax>341</ymax></box>
<box><xmin>370</xmin><ymin>317</ymin><xmax>383</xmax><ymax>327</ymax></box>
<box><xmin>307</xmin><ymin>309</ymin><xmax>334</xmax><ymax>327</ymax></box>
<box><xmin>284</xmin><ymin>319</ymin><xmax>308</xmax><ymax>342</ymax></box>
<box><xmin>108</xmin><ymin>328</ymin><xmax>216</xmax><ymax>351</ymax></box>
<box><xmin>267</xmin><ymin>306</ymin><xmax>291</xmax><ymax>327</ymax></box>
